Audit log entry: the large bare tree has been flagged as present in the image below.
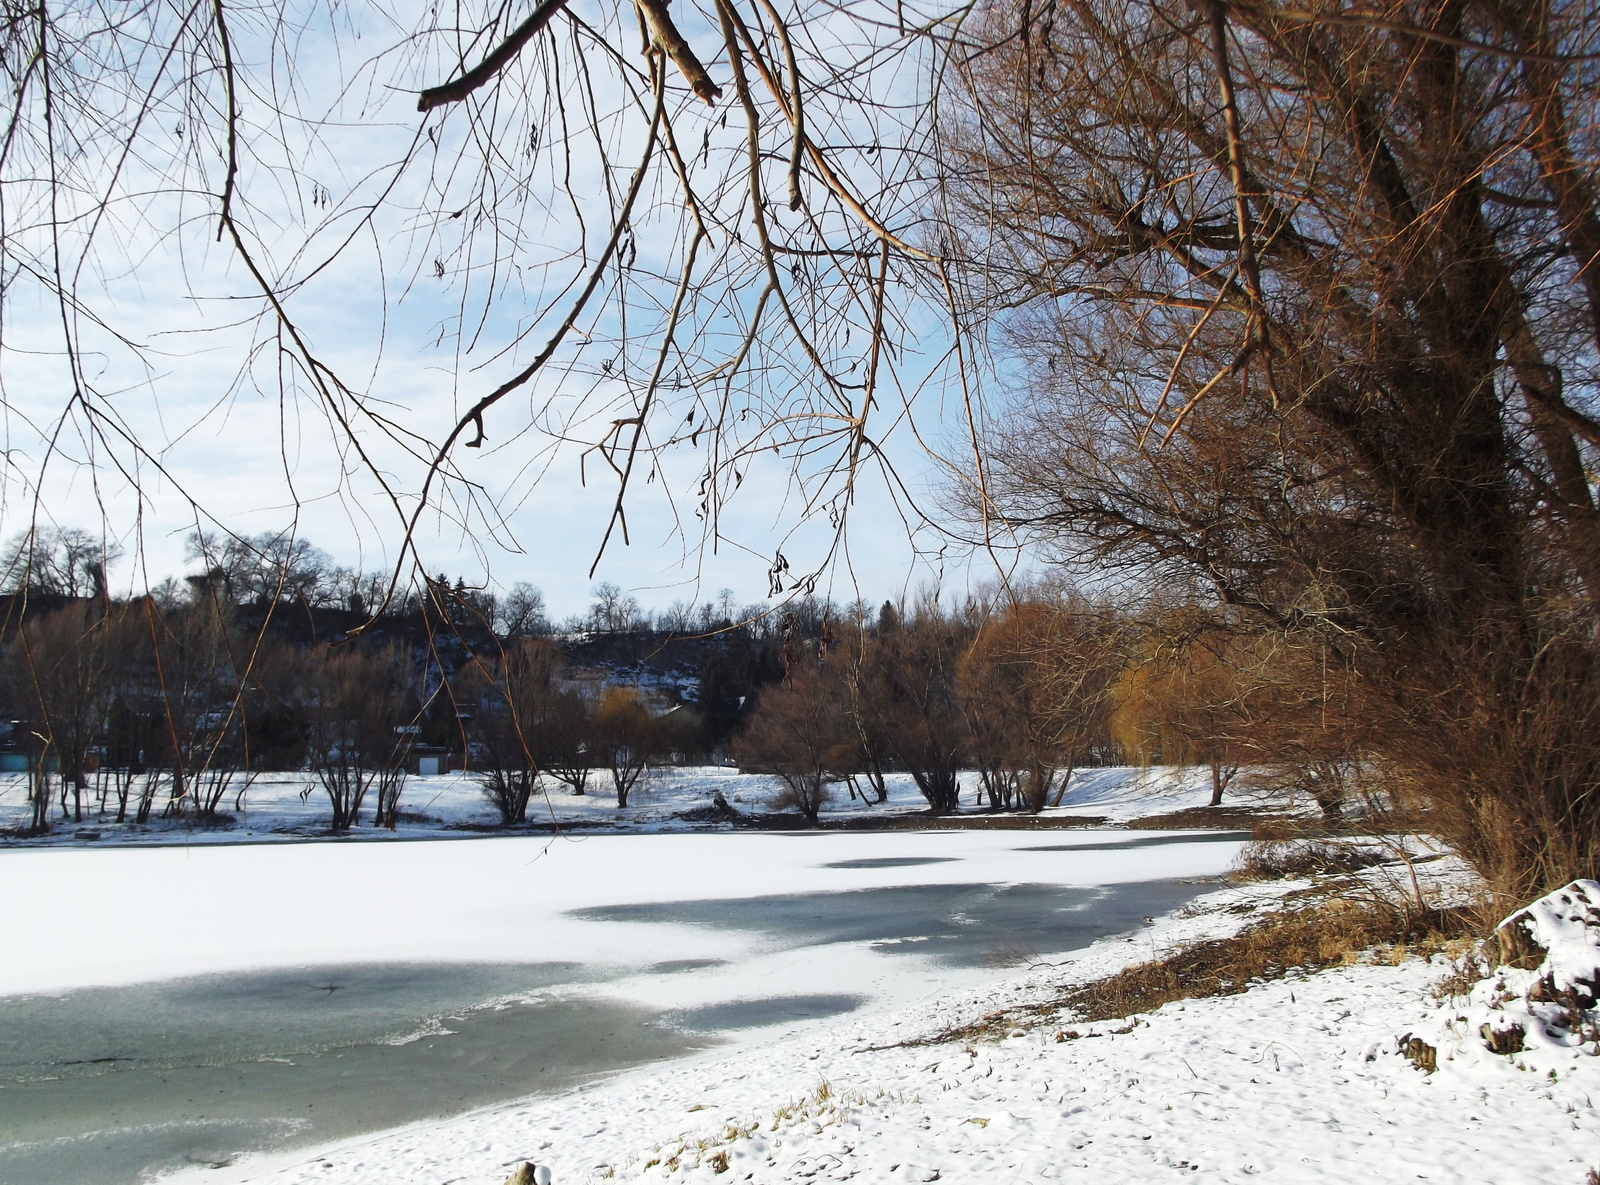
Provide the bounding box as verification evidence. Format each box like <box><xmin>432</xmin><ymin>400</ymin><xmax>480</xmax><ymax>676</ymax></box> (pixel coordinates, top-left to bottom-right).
<box><xmin>948</xmin><ymin>0</ymin><xmax>1600</xmax><ymax>898</ymax></box>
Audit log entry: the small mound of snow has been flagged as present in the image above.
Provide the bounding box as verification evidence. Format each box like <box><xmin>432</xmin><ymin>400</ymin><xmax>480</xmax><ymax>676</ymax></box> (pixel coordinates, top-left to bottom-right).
<box><xmin>1417</xmin><ymin>879</ymin><xmax>1599</xmax><ymax>1065</ymax></box>
<box><xmin>1498</xmin><ymin>879</ymin><xmax>1600</xmax><ymax>1004</ymax></box>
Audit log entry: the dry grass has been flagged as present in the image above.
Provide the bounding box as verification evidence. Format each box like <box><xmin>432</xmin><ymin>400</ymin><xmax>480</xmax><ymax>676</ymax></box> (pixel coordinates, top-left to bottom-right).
<box><xmin>1121</xmin><ymin>805</ymin><xmax>1291</xmax><ymax>832</ymax></box>
<box><xmin>1249</xmin><ymin>815</ymin><xmax>1333</xmax><ymax>840</ymax></box>
<box><xmin>1231</xmin><ymin>839</ymin><xmax>1391</xmax><ymax>881</ymax></box>
<box><xmin>1428</xmin><ymin>928</ymin><xmax>1509</xmax><ymax>1003</ymax></box>
<box><xmin>887</xmin><ymin>899</ymin><xmax>1476</xmax><ymax>1049</ymax></box>
<box><xmin>1056</xmin><ymin>900</ymin><xmax>1473</xmax><ymax>1023</ymax></box>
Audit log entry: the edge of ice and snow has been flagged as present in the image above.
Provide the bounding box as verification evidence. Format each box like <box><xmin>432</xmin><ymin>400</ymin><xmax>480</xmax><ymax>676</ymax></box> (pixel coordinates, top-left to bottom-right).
<box><xmin>152</xmin><ymin>863</ymin><xmax>1600</xmax><ymax>1185</ymax></box>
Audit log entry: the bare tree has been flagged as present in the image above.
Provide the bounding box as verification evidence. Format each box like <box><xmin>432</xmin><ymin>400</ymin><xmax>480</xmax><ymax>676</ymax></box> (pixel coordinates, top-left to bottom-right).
<box><xmin>587</xmin><ymin>582</ymin><xmax>645</xmax><ymax>635</ymax></box>
<box><xmin>591</xmin><ymin>685</ymin><xmax>663</xmax><ymax>807</ymax></box>
<box><xmin>140</xmin><ymin>597</ymin><xmax>259</xmax><ymax>821</ymax></box>
<box><xmin>830</xmin><ymin>623</ymin><xmax>893</xmax><ymax>803</ymax></box>
<box><xmin>184</xmin><ymin>531</ymin><xmax>349</xmax><ymax>610</ymax></box>
<box><xmin>948</xmin><ymin>0</ymin><xmax>1600</xmax><ymax>898</ymax></box>
<box><xmin>733</xmin><ymin>662</ymin><xmax>848</xmax><ymax>825</ymax></box>
<box><xmin>960</xmin><ymin>592</ymin><xmax>1121</xmax><ymax>813</ymax></box>
<box><xmin>1</xmin><ymin>602</ymin><xmax>123</xmax><ymax>830</ymax></box>
<box><xmin>865</xmin><ymin>606</ymin><xmax>970</xmax><ymax>814</ymax></box>
<box><xmin>99</xmin><ymin>612</ymin><xmax>161</xmax><ymax>824</ymax></box>
<box><xmin>1</xmin><ymin>527</ymin><xmax>120</xmax><ymax>600</ymax></box>
<box><xmin>542</xmin><ymin>688</ymin><xmax>598</xmax><ymax>796</ymax></box>
<box><xmin>465</xmin><ymin>638</ymin><xmax>564</xmax><ymax>824</ymax></box>
<box><xmin>1111</xmin><ymin>622</ymin><xmax>1253</xmax><ymax>806</ymax></box>
<box><xmin>497</xmin><ymin>583</ymin><xmax>551</xmax><ymax>638</ymax></box>
<box><xmin>297</xmin><ymin>646</ymin><xmax>417</xmax><ymax>830</ymax></box>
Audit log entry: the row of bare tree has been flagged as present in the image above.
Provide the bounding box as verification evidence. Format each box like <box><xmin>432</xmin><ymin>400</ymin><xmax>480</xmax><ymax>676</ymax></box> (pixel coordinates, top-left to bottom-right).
<box><xmin>1</xmin><ymin>598</ymin><xmax>421</xmax><ymax>834</ymax></box>
<box><xmin>0</xmin><ymin>594</ymin><xmax>726</xmax><ymax>834</ymax></box>
<box><xmin>4</xmin><ymin>581</ymin><xmax>1327</xmax><ymax>836</ymax></box>
<box><xmin>729</xmin><ymin>590</ymin><xmax>1359</xmax><ymax>826</ymax></box>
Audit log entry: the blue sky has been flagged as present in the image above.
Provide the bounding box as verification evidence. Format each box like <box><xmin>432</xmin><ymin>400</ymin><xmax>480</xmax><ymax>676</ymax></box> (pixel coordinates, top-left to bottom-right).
<box><xmin>0</xmin><ymin>0</ymin><xmax>1019</xmax><ymax>619</ymax></box>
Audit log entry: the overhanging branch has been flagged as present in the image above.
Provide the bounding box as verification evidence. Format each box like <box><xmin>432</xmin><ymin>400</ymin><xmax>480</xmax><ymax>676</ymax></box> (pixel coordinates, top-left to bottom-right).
<box><xmin>418</xmin><ymin>0</ymin><xmax>572</xmax><ymax>112</ymax></box>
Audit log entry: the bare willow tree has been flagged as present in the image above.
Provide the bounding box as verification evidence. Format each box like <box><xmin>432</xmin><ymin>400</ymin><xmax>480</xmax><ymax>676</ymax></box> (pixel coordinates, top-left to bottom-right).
<box><xmin>948</xmin><ymin>0</ymin><xmax>1600</xmax><ymax>899</ymax></box>
<box><xmin>958</xmin><ymin>590</ymin><xmax>1121</xmax><ymax>812</ymax></box>
<box><xmin>144</xmin><ymin>596</ymin><xmax>260</xmax><ymax>820</ymax></box>
<box><xmin>592</xmin><ymin>684</ymin><xmax>663</xmax><ymax>805</ymax></box>
<box><xmin>733</xmin><ymin>660</ymin><xmax>848</xmax><ymax>823</ymax></box>
<box><xmin>463</xmin><ymin>636</ymin><xmax>566</xmax><ymax>824</ymax></box>
<box><xmin>296</xmin><ymin>645</ymin><xmax>417</xmax><ymax>830</ymax></box>
<box><xmin>1110</xmin><ymin>623</ymin><xmax>1255</xmax><ymax>805</ymax></box>
<box><xmin>0</xmin><ymin>0</ymin><xmax>972</xmax><ymax>616</ymax></box>
<box><xmin>864</xmin><ymin>601</ymin><xmax>970</xmax><ymax>812</ymax></box>
<box><xmin>1</xmin><ymin>600</ymin><xmax>125</xmax><ymax>830</ymax></box>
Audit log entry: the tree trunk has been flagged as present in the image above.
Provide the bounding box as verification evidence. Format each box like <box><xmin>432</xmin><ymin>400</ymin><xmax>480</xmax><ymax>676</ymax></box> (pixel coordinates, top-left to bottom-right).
<box><xmin>1049</xmin><ymin>764</ymin><xmax>1075</xmax><ymax>809</ymax></box>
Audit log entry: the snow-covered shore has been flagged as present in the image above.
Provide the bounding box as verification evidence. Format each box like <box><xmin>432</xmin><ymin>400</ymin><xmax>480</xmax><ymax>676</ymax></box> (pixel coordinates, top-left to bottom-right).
<box><xmin>158</xmin><ymin>863</ymin><xmax>1600</xmax><ymax>1185</ymax></box>
<box><xmin>9</xmin><ymin>763</ymin><xmax>1593</xmax><ymax>1185</ymax></box>
<box><xmin>0</xmin><ymin>763</ymin><xmax>1271</xmax><ymax>847</ymax></box>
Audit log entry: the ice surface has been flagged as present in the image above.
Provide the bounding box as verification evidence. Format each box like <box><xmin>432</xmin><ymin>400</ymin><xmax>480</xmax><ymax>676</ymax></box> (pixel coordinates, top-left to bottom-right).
<box><xmin>0</xmin><ymin>829</ymin><xmax>1241</xmax><ymax>1184</ymax></box>
<box><xmin>153</xmin><ymin>860</ymin><xmax>1600</xmax><ymax>1185</ymax></box>
<box><xmin>572</xmin><ymin>879</ymin><xmax>1208</xmax><ymax>967</ymax></box>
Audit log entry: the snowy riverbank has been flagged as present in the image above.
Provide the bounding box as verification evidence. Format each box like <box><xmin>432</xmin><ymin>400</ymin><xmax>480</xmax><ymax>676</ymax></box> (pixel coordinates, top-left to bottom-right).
<box><xmin>156</xmin><ymin>859</ymin><xmax>1600</xmax><ymax>1185</ymax></box>
<box><xmin>8</xmin><ymin>764</ymin><xmax>1591</xmax><ymax>1185</ymax></box>
<box><xmin>0</xmin><ymin>763</ymin><xmax>1287</xmax><ymax>847</ymax></box>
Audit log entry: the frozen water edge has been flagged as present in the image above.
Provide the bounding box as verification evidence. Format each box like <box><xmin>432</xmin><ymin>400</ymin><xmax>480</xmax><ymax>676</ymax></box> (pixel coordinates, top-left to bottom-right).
<box><xmin>0</xmin><ymin>763</ymin><xmax>1290</xmax><ymax>848</ymax></box>
<box><xmin>11</xmin><ymin>772</ymin><xmax>1575</xmax><ymax>1185</ymax></box>
<box><xmin>2</xmin><ymin>830</ymin><xmax>1244</xmax><ymax>1184</ymax></box>
<box><xmin>121</xmin><ymin>850</ymin><xmax>1587</xmax><ymax>1183</ymax></box>
<box><xmin>151</xmin><ymin>860</ymin><xmax>1600</xmax><ymax>1185</ymax></box>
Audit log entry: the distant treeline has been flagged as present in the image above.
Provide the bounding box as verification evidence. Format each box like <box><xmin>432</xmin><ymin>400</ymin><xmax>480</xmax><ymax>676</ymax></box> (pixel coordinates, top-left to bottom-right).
<box><xmin>0</xmin><ymin>524</ymin><xmax>1366</xmax><ymax>837</ymax></box>
<box><xmin>0</xmin><ymin>526</ymin><xmax>800</xmax><ymax>833</ymax></box>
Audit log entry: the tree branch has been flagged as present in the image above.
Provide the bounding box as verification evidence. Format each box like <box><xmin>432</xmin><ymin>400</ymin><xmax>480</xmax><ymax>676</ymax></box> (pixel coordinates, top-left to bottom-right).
<box><xmin>418</xmin><ymin>0</ymin><xmax>572</xmax><ymax>112</ymax></box>
<box><xmin>636</xmin><ymin>0</ymin><xmax>722</xmax><ymax>102</ymax></box>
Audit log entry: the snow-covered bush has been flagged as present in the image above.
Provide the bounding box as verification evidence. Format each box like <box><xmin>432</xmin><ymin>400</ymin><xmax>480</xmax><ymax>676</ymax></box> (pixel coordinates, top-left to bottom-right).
<box><xmin>1418</xmin><ymin>879</ymin><xmax>1599</xmax><ymax>1063</ymax></box>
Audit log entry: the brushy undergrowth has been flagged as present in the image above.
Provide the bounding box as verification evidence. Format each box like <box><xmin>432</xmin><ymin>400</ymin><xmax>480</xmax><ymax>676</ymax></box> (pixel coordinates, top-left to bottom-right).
<box><xmin>1055</xmin><ymin>900</ymin><xmax>1474</xmax><ymax>1024</ymax></box>
<box><xmin>1231</xmin><ymin>838</ymin><xmax>1392</xmax><ymax>881</ymax></box>
<box><xmin>894</xmin><ymin>899</ymin><xmax>1477</xmax><ymax>1049</ymax></box>
<box><xmin>1122</xmin><ymin>806</ymin><xmax>1292</xmax><ymax>832</ymax></box>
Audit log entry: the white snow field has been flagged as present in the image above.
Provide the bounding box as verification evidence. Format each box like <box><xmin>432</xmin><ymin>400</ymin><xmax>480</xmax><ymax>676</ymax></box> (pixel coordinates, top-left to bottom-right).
<box><xmin>0</xmin><ymin>829</ymin><xmax>1243</xmax><ymax>997</ymax></box>
<box><xmin>5</xmin><ymin>768</ymin><xmax>1594</xmax><ymax>1185</ymax></box>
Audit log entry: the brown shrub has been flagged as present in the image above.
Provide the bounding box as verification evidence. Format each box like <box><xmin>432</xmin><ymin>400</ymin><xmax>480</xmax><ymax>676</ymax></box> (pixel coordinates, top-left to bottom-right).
<box><xmin>1231</xmin><ymin>839</ymin><xmax>1389</xmax><ymax>882</ymax></box>
<box><xmin>1055</xmin><ymin>902</ymin><xmax>1472</xmax><ymax>1024</ymax></box>
<box><xmin>1123</xmin><ymin>805</ymin><xmax>1288</xmax><ymax>832</ymax></box>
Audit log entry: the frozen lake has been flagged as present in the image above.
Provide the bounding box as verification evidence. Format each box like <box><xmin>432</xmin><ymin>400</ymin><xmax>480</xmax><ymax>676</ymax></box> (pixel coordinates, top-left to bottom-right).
<box><xmin>0</xmin><ymin>829</ymin><xmax>1247</xmax><ymax>1184</ymax></box>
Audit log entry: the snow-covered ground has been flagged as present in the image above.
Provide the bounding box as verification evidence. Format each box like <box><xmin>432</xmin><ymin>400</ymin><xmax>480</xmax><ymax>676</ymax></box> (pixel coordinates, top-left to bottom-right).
<box><xmin>9</xmin><ymin>767</ymin><xmax>1591</xmax><ymax>1185</ymax></box>
<box><xmin>0</xmin><ymin>829</ymin><xmax>1245</xmax><ymax>998</ymax></box>
<box><xmin>0</xmin><ymin>763</ymin><xmax>1283</xmax><ymax>846</ymax></box>
<box><xmin>144</xmin><ymin>860</ymin><xmax>1600</xmax><ymax>1185</ymax></box>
